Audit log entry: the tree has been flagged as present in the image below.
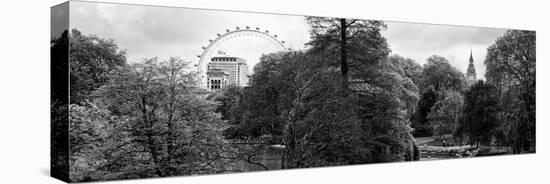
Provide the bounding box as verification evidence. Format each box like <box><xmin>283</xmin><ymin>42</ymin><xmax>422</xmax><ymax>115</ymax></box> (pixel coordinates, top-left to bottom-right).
<box><xmin>52</xmin><ymin>30</ymin><xmax>70</xmax><ymax>105</ymax></box>
<box><xmin>226</xmin><ymin>49</ymin><xmax>420</xmax><ymax>167</ymax></box>
<box><xmin>70</xmin><ymin>29</ymin><xmax>127</xmax><ymax>103</ymax></box>
<box><xmin>387</xmin><ymin>55</ymin><xmax>422</xmax><ymax>120</ymax></box>
<box><xmin>460</xmin><ymin>81</ymin><xmax>499</xmax><ymax>147</ymax></box>
<box><xmin>412</xmin><ymin>55</ymin><xmax>466</xmax><ymax>136</ymax></box>
<box><xmin>388</xmin><ymin>54</ymin><xmax>423</xmax><ymax>86</ymax></box>
<box><xmin>51</xmin><ymin>30</ymin><xmax>70</xmax><ymax>180</ymax></box>
<box><xmin>485</xmin><ymin>30</ymin><xmax>535</xmax><ymax>153</ymax></box>
<box><xmin>305</xmin><ymin>18</ymin><xmax>419</xmax><ymax>162</ymax></box>
<box><xmin>70</xmin><ymin>58</ymin><xmax>232</xmax><ymax>181</ymax></box>
<box><xmin>306</xmin><ymin>17</ymin><xmax>389</xmax><ymax>90</ymax></box>
<box><xmin>412</xmin><ymin>87</ymin><xmax>437</xmax><ymax>137</ymax></box>
<box><xmin>68</xmin><ymin>102</ymin><xmax>115</xmax><ymax>182</ymax></box>
<box><xmin>207</xmin><ymin>85</ymin><xmax>244</xmax><ymax>121</ymax></box>
<box><xmin>427</xmin><ymin>90</ymin><xmax>463</xmax><ymax>138</ymax></box>
<box><xmin>223</xmin><ymin>18</ymin><xmax>421</xmax><ymax>168</ymax></box>
<box><xmin>419</xmin><ymin>55</ymin><xmax>467</xmax><ymax>93</ymax></box>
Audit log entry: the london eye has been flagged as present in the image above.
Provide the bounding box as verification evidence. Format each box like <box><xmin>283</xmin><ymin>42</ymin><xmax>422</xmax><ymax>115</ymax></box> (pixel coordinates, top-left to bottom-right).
<box><xmin>196</xmin><ymin>26</ymin><xmax>287</xmax><ymax>89</ymax></box>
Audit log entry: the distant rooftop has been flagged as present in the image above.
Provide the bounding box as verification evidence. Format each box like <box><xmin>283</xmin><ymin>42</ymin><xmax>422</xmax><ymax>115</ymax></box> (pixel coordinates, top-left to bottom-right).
<box><xmin>211</xmin><ymin>56</ymin><xmax>247</xmax><ymax>64</ymax></box>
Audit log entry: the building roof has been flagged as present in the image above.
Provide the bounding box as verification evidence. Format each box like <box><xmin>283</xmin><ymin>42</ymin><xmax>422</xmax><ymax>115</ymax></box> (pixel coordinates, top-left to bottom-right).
<box><xmin>210</xmin><ymin>56</ymin><xmax>247</xmax><ymax>64</ymax></box>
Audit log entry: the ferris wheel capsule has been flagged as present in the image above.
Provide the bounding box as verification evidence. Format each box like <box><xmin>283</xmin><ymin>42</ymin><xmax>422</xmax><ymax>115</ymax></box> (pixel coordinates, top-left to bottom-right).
<box><xmin>217</xmin><ymin>33</ymin><xmax>221</xmax><ymax>36</ymax></box>
<box><xmin>246</xmin><ymin>26</ymin><xmax>250</xmax><ymax>29</ymax></box>
<box><xmin>256</xmin><ymin>27</ymin><xmax>260</xmax><ymax>30</ymax></box>
<box><xmin>226</xmin><ymin>29</ymin><xmax>230</xmax><ymax>32</ymax></box>
<box><xmin>265</xmin><ymin>30</ymin><xmax>269</xmax><ymax>33</ymax></box>
<box><xmin>274</xmin><ymin>35</ymin><xmax>278</xmax><ymax>38</ymax></box>
<box><xmin>236</xmin><ymin>26</ymin><xmax>240</xmax><ymax>30</ymax></box>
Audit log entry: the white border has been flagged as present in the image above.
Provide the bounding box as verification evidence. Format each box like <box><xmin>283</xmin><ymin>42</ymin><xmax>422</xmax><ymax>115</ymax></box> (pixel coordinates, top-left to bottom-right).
<box><xmin>0</xmin><ymin>0</ymin><xmax>547</xmax><ymax>183</ymax></box>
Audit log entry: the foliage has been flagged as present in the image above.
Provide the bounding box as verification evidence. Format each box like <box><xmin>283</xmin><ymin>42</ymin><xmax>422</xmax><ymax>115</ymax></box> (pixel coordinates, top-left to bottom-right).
<box><xmin>419</xmin><ymin>55</ymin><xmax>467</xmax><ymax>93</ymax></box>
<box><xmin>412</xmin><ymin>88</ymin><xmax>437</xmax><ymax>137</ymax></box>
<box><xmin>306</xmin><ymin>17</ymin><xmax>390</xmax><ymax>89</ymax></box>
<box><xmin>51</xmin><ymin>30</ymin><xmax>69</xmax><ymax>104</ymax></box>
<box><xmin>387</xmin><ymin>55</ymin><xmax>422</xmax><ymax>119</ymax></box>
<box><xmin>388</xmin><ymin>54</ymin><xmax>423</xmax><ymax>86</ymax></box>
<box><xmin>427</xmin><ymin>90</ymin><xmax>464</xmax><ymax>137</ymax></box>
<box><xmin>207</xmin><ymin>85</ymin><xmax>244</xmax><ymax>121</ymax></box>
<box><xmin>51</xmin><ymin>30</ymin><xmax>70</xmax><ymax>180</ymax></box>
<box><xmin>69</xmin><ymin>29</ymin><xmax>127</xmax><ymax>103</ymax></box>
<box><xmin>69</xmin><ymin>58</ymin><xmax>233</xmax><ymax>181</ymax></box>
<box><xmin>69</xmin><ymin>102</ymin><xmax>114</xmax><ymax>182</ymax></box>
<box><xmin>484</xmin><ymin>30</ymin><xmax>535</xmax><ymax>153</ymax></box>
<box><xmin>305</xmin><ymin>17</ymin><xmax>419</xmax><ymax>163</ymax></box>
<box><xmin>60</xmin><ymin>18</ymin><xmax>539</xmax><ymax>182</ymax></box>
<box><xmin>459</xmin><ymin>81</ymin><xmax>499</xmax><ymax>146</ymax></box>
<box><xmin>226</xmin><ymin>46</ymin><xmax>420</xmax><ymax>167</ymax></box>
<box><xmin>412</xmin><ymin>55</ymin><xmax>466</xmax><ymax>137</ymax></box>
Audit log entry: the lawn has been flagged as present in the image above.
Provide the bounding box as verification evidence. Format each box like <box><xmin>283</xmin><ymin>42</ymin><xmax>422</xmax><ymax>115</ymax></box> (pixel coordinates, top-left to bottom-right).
<box><xmin>415</xmin><ymin>134</ymin><xmax>457</xmax><ymax>147</ymax></box>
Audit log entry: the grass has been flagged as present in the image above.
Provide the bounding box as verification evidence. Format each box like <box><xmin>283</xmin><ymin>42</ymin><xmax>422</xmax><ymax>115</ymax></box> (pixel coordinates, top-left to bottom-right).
<box><xmin>415</xmin><ymin>134</ymin><xmax>457</xmax><ymax>147</ymax></box>
<box><xmin>415</xmin><ymin>135</ymin><xmax>512</xmax><ymax>159</ymax></box>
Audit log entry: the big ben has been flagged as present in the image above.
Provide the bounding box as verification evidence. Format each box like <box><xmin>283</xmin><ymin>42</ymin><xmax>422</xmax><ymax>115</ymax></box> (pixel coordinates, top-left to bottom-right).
<box><xmin>466</xmin><ymin>49</ymin><xmax>477</xmax><ymax>85</ymax></box>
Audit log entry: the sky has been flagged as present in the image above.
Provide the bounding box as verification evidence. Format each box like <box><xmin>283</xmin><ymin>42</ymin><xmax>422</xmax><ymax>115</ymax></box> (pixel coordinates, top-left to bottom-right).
<box><xmin>69</xmin><ymin>1</ymin><xmax>507</xmax><ymax>79</ymax></box>
<box><xmin>51</xmin><ymin>2</ymin><xmax>69</xmax><ymax>39</ymax></box>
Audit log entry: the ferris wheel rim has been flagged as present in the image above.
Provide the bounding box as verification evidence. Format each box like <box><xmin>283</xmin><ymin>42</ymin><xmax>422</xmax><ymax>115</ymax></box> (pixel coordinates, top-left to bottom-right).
<box><xmin>196</xmin><ymin>28</ymin><xmax>287</xmax><ymax>74</ymax></box>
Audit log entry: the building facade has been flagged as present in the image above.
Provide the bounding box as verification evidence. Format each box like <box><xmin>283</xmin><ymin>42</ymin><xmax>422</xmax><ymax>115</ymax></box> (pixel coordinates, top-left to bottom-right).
<box><xmin>206</xmin><ymin>69</ymin><xmax>229</xmax><ymax>90</ymax></box>
<box><xmin>466</xmin><ymin>50</ymin><xmax>477</xmax><ymax>85</ymax></box>
<box><xmin>206</xmin><ymin>56</ymin><xmax>249</xmax><ymax>91</ymax></box>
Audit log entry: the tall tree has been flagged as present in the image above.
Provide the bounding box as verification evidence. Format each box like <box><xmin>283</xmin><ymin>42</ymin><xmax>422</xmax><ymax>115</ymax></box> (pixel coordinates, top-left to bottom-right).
<box><xmin>70</xmin><ymin>29</ymin><xmax>127</xmax><ymax>103</ymax></box>
<box><xmin>68</xmin><ymin>102</ymin><xmax>114</xmax><ymax>182</ymax></box>
<box><xmin>427</xmin><ymin>90</ymin><xmax>464</xmax><ymax>138</ymax></box>
<box><xmin>305</xmin><ymin>18</ymin><xmax>419</xmax><ymax>162</ymax></box>
<box><xmin>226</xmin><ymin>48</ymin><xmax>421</xmax><ymax>167</ymax></box>
<box><xmin>387</xmin><ymin>55</ymin><xmax>422</xmax><ymax>121</ymax></box>
<box><xmin>460</xmin><ymin>81</ymin><xmax>499</xmax><ymax>147</ymax></box>
<box><xmin>71</xmin><ymin>58</ymin><xmax>232</xmax><ymax>181</ymax></box>
<box><xmin>485</xmin><ymin>30</ymin><xmax>536</xmax><ymax>153</ymax></box>
<box><xmin>306</xmin><ymin>17</ymin><xmax>389</xmax><ymax>90</ymax></box>
<box><xmin>51</xmin><ymin>30</ymin><xmax>70</xmax><ymax>180</ymax></box>
<box><xmin>412</xmin><ymin>87</ymin><xmax>437</xmax><ymax>137</ymax></box>
<box><xmin>412</xmin><ymin>55</ymin><xmax>466</xmax><ymax>136</ymax></box>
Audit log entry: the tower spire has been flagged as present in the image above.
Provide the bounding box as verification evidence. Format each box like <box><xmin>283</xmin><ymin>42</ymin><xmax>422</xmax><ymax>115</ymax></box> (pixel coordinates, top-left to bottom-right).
<box><xmin>466</xmin><ymin>49</ymin><xmax>476</xmax><ymax>85</ymax></box>
<box><xmin>469</xmin><ymin>48</ymin><xmax>474</xmax><ymax>63</ymax></box>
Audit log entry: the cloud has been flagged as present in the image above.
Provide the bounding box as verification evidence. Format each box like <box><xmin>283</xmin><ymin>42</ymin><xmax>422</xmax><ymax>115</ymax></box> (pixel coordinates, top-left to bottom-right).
<box><xmin>383</xmin><ymin>21</ymin><xmax>506</xmax><ymax>79</ymax></box>
<box><xmin>70</xmin><ymin>1</ymin><xmax>309</xmax><ymax>67</ymax></box>
<box><xmin>70</xmin><ymin>1</ymin><xmax>507</xmax><ymax>79</ymax></box>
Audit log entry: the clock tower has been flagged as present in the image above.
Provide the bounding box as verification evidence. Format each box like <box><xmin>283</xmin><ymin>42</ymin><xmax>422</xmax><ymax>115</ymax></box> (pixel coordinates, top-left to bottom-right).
<box><xmin>466</xmin><ymin>49</ymin><xmax>477</xmax><ymax>85</ymax></box>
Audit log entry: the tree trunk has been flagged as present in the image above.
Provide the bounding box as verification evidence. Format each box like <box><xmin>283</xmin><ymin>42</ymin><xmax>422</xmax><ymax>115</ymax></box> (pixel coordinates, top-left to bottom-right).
<box><xmin>339</xmin><ymin>18</ymin><xmax>348</xmax><ymax>91</ymax></box>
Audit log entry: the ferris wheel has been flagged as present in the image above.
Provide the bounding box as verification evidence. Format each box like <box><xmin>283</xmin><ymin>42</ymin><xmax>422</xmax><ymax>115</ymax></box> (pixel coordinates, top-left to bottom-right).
<box><xmin>196</xmin><ymin>26</ymin><xmax>288</xmax><ymax>88</ymax></box>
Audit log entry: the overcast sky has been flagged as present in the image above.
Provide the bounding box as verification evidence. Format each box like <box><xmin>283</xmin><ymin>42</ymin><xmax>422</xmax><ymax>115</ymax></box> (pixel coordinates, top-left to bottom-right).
<box><xmin>69</xmin><ymin>1</ymin><xmax>507</xmax><ymax>79</ymax></box>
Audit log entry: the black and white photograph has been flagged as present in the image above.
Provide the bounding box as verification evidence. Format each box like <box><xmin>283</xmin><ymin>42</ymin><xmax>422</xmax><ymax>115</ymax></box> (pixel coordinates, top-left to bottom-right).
<box><xmin>36</xmin><ymin>1</ymin><xmax>544</xmax><ymax>182</ymax></box>
<box><xmin>48</xmin><ymin>1</ymin><xmax>538</xmax><ymax>182</ymax></box>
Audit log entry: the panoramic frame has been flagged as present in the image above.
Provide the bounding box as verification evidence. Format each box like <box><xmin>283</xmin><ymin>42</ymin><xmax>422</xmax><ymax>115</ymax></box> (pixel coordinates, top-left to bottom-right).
<box><xmin>51</xmin><ymin>1</ymin><xmax>536</xmax><ymax>182</ymax></box>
